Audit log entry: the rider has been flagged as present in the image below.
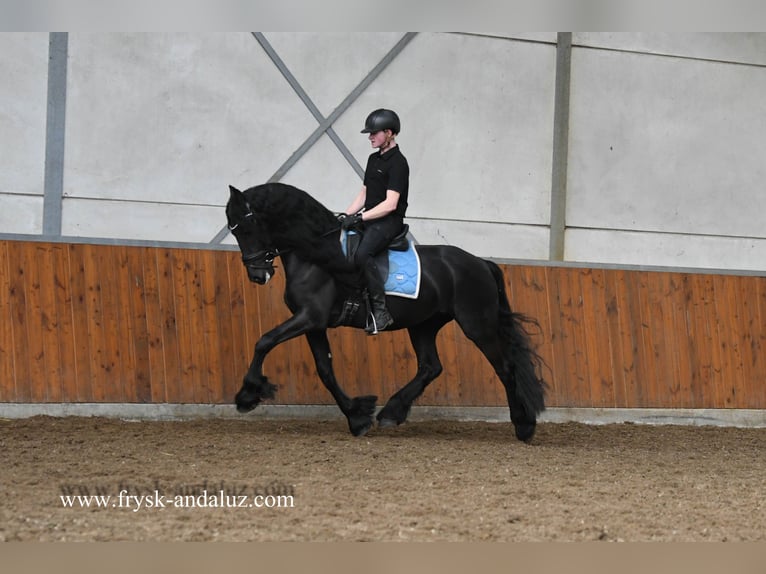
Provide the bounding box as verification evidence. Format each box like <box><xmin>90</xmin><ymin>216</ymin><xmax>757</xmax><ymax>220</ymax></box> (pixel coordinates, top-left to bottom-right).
<box><xmin>339</xmin><ymin>108</ymin><xmax>409</xmax><ymax>335</ymax></box>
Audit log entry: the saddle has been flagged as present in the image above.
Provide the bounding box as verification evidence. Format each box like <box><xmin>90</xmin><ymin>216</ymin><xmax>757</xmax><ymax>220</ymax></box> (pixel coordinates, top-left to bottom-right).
<box><xmin>334</xmin><ymin>225</ymin><xmax>421</xmax><ymax>327</ymax></box>
<box><xmin>340</xmin><ymin>224</ymin><xmax>421</xmax><ymax>299</ymax></box>
<box><xmin>343</xmin><ymin>224</ymin><xmax>410</xmax><ymax>259</ymax></box>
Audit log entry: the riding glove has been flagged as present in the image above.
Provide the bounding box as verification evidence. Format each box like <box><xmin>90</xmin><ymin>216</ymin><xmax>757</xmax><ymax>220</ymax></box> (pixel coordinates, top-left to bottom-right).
<box><xmin>340</xmin><ymin>213</ymin><xmax>363</xmax><ymax>230</ymax></box>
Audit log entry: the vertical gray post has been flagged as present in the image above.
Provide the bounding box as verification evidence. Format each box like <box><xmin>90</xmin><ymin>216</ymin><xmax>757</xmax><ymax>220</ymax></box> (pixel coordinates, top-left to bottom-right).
<box><xmin>549</xmin><ymin>32</ymin><xmax>572</xmax><ymax>261</ymax></box>
<box><xmin>43</xmin><ymin>32</ymin><xmax>68</xmax><ymax>237</ymax></box>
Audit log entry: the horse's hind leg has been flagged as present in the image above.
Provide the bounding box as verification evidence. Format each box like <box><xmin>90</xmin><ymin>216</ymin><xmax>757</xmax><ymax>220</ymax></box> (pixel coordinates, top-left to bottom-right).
<box><xmin>305</xmin><ymin>330</ymin><xmax>377</xmax><ymax>437</ymax></box>
<box><xmin>377</xmin><ymin>316</ymin><xmax>449</xmax><ymax>427</ymax></box>
<box><xmin>458</xmin><ymin>316</ymin><xmax>538</xmax><ymax>442</ymax></box>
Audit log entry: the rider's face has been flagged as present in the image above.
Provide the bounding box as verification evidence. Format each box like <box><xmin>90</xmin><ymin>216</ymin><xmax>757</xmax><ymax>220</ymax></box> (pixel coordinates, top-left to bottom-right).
<box><xmin>368</xmin><ymin>129</ymin><xmax>392</xmax><ymax>150</ymax></box>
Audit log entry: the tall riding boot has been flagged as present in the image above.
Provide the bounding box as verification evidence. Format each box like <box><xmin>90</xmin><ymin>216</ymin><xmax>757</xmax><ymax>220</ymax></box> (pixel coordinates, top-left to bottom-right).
<box><xmin>364</xmin><ymin>259</ymin><xmax>394</xmax><ymax>335</ymax></box>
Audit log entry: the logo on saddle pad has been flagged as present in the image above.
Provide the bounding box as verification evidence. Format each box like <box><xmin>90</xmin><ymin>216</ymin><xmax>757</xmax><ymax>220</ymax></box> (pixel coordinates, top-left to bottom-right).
<box><xmin>341</xmin><ymin>230</ymin><xmax>421</xmax><ymax>299</ymax></box>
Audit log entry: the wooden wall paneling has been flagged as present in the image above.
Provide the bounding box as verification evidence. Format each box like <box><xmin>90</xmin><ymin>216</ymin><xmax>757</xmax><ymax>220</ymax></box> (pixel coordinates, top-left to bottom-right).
<box><xmin>4</xmin><ymin>241</ymin><xmax>766</xmax><ymax>410</ymax></box>
<box><xmin>139</xmin><ymin>247</ymin><xmax>167</xmax><ymax>403</ymax></box>
<box><xmin>0</xmin><ymin>242</ymin><xmax>16</xmax><ymax>401</ymax></box>
<box><xmin>687</xmin><ymin>274</ymin><xmax>714</xmax><ymax>408</ymax></box>
<box><xmin>702</xmin><ymin>274</ymin><xmax>726</xmax><ymax>408</ymax></box>
<box><xmin>66</xmin><ymin>244</ymin><xmax>91</xmax><ymax>402</ymax></box>
<box><xmin>601</xmin><ymin>267</ymin><xmax>627</xmax><ymax>408</ymax></box>
<box><xmin>122</xmin><ymin>246</ymin><xmax>151</xmax><ymax>403</ymax></box>
<box><xmin>652</xmin><ymin>272</ymin><xmax>682</xmax><ymax>408</ymax></box>
<box><xmin>170</xmin><ymin>249</ymin><xmax>197</xmax><ymax>403</ymax></box>
<box><xmin>22</xmin><ymin>243</ymin><xmax>48</xmax><ymax>402</ymax></box>
<box><xmin>223</xmin><ymin>250</ymin><xmax>250</xmax><ymax>401</ymax></box>
<box><xmin>7</xmin><ymin>243</ymin><xmax>31</xmax><ymax>402</ymax></box>
<box><xmin>43</xmin><ymin>243</ymin><xmax>70</xmax><ymax>402</ymax></box>
<box><xmin>507</xmin><ymin>265</ymin><xmax>555</xmax><ymax>406</ymax></box>
<box><xmin>197</xmin><ymin>249</ymin><xmax>224</xmax><ymax>403</ymax></box>
<box><xmin>717</xmin><ymin>274</ymin><xmax>752</xmax><ymax>408</ymax></box>
<box><xmin>111</xmin><ymin>246</ymin><xmax>136</xmax><ymax>403</ymax></box>
<box><xmin>635</xmin><ymin>270</ymin><xmax>660</xmax><ymax>407</ymax></box>
<box><xmin>113</xmin><ymin>246</ymin><xmax>143</xmax><ymax>403</ymax></box>
<box><xmin>754</xmin><ymin>278</ymin><xmax>766</xmax><ymax>408</ymax></box>
<box><xmin>156</xmin><ymin>249</ymin><xmax>182</xmax><ymax>403</ymax></box>
<box><xmin>52</xmin><ymin>244</ymin><xmax>78</xmax><ymax>402</ymax></box>
<box><xmin>213</xmin><ymin>252</ymin><xmax>240</xmax><ymax>403</ymax></box>
<box><xmin>612</xmin><ymin>270</ymin><xmax>638</xmax><ymax>407</ymax></box>
<box><xmin>98</xmin><ymin>243</ymin><xmax>127</xmax><ymax>402</ymax></box>
<box><xmin>737</xmin><ymin>276</ymin><xmax>763</xmax><ymax>409</ymax></box>
<box><xmin>579</xmin><ymin>268</ymin><xmax>615</xmax><ymax>408</ymax></box>
<box><xmin>185</xmin><ymin>249</ymin><xmax>209</xmax><ymax>403</ymax></box>
<box><xmin>545</xmin><ymin>266</ymin><xmax>575</xmax><ymax>407</ymax></box>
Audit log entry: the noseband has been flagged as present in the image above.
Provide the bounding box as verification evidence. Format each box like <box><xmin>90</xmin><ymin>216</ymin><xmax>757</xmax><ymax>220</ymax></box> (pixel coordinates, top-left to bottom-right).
<box><xmin>241</xmin><ymin>249</ymin><xmax>278</xmax><ymax>272</ymax></box>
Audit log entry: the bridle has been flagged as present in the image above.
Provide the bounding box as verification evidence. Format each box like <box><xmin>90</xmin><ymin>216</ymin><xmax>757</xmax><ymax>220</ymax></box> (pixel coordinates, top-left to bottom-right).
<box><xmin>228</xmin><ymin>213</ymin><xmax>280</xmax><ymax>275</ymax></box>
<box><xmin>229</xmin><ymin>209</ymin><xmax>343</xmax><ymax>276</ymax></box>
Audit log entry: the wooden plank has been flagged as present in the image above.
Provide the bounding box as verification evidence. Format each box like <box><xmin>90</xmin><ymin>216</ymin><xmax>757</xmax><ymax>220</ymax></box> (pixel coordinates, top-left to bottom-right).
<box><xmin>140</xmin><ymin>247</ymin><xmax>167</xmax><ymax>403</ymax></box>
<box><xmin>97</xmin><ymin>243</ymin><xmax>126</xmax><ymax>402</ymax></box>
<box><xmin>556</xmin><ymin>267</ymin><xmax>588</xmax><ymax>406</ymax></box>
<box><xmin>21</xmin><ymin>243</ymin><xmax>48</xmax><ymax>402</ymax></box>
<box><xmin>114</xmin><ymin>246</ymin><xmax>142</xmax><ymax>403</ymax></box>
<box><xmin>171</xmin><ymin>249</ymin><xmax>197</xmax><ymax>403</ymax></box>
<box><xmin>7</xmin><ymin>243</ymin><xmax>31</xmax><ymax>402</ymax></box>
<box><xmin>121</xmin><ymin>246</ymin><xmax>151</xmax><ymax>403</ymax></box>
<box><xmin>754</xmin><ymin>278</ymin><xmax>766</xmax><ymax>408</ymax></box>
<box><xmin>39</xmin><ymin>244</ymin><xmax>65</xmax><ymax>402</ymax></box>
<box><xmin>66</xmin><ymin>244</ymin><xmax>92</xmax><ymax>401</ymax></box>
<box><xmin>542</xmin><ymin>267</ymin><xmax>570</xmax><ymax>407</ymax></box>
<box><xmin>611</xmin><ymin>270</ymin><xmax>637</xmax><ymax>407</ymax></box>
<box><xmin>81</xmin><ymin>244</ymin><xmax>108</xmax><ymax>402</ymax></box>
<box><xmin>513</xmin><ymin>265</ymin><xmax>555</xmax><ymax>405</ymax></box>
<box><xmin>634</xmin><ymin>270</ymin><xmax>659</xmax><ymax>407</ymax></box>
<box><xmin>224</xmin><ymin>251</ymin><xmax>251</xmax><ymax>402</ymax></box>
<box><xmin>51</xmin><ymin>244</ymin><xmax>78</xmax><ymax>402</ymax></box>
<box><xmin>652</xmin><ymin>272</ymin><xmax>682</xmax><ymax>408</ymax></box>
<box><xmin>580</xmin><ymin>268</ymin><xmax>615</xmax><ymax>408</ymax></box>
<box><xmin>156</xmin><ymin>249</ymin><xmax>182</xmax><ymax>403</ymax></box>
<box><xmin>0</xmin><ymin>242</ymin><xmax>16</xmax><ymax>401</ymax></box>
<box><xmin>212</xmin><ymin>251</ymin><xmax>239</xmax><ymax>403</ymax></box>
<box><xmin>197</xmin><ymin>249</ymin><xmax>224</xmax><ymax>403</ymax></box>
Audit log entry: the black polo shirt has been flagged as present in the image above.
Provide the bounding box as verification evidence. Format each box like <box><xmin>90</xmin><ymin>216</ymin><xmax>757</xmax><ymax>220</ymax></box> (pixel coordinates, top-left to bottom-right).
<box><xmin>363</xmin><ymin>145</ymin><xmax>409</xmax><ymax>219</ymax></box>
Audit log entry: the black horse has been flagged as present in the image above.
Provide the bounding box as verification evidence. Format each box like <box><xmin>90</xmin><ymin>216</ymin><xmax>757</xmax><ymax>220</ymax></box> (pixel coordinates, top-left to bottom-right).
<box><xmin>226</xmin><ymin>182</ymin><xmax>546</xmax><ymax>441</ymax></box>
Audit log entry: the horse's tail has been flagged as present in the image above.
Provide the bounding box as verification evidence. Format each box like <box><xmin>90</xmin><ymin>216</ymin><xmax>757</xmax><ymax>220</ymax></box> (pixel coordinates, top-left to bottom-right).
<box><xmin>485</xmin><ymin>260</ymin><xmax>547</xmax><ymax>417</ymax></box>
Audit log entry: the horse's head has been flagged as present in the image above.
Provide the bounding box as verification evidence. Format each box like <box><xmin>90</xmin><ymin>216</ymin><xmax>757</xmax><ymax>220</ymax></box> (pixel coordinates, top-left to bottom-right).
<box><xmin>226</xmin><ymin>185</ymin><xmax>277</xmax><ymax>285</ymax></box>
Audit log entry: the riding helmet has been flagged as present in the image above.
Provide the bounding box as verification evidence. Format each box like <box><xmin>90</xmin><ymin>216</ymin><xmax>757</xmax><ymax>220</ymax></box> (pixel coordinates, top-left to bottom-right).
<box><xmin>361</xmin><ymin>108</ymin><xmax>401</xmax><ymax>134</ymax></box>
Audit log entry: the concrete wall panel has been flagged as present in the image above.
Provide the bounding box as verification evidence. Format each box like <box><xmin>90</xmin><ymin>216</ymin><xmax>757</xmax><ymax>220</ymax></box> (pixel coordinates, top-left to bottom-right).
<box><xmin>566</xmin><ymin>228</ymin><xmax>766</xmax><ymax>271</ymax></box>
<box><xmin>567</xmin><ymin>46</ymin><xmax>766</xmax><ymax>240</ymax></box>
<box><xmin>413</xmin><ymin>219</ymin><xmax>549</xmax><ymax>260</ymax></box>
<box><xmin>0</xmin><ymin>33</ymin><xmax>48</xmax><ymax>196</ymax></box>
<box><xmin>64</xmin><ymin>33</ymin><xmax>318</xmax><ymax>207</ymax></box>
<box><xmin>331</xmin><ymin>33</ymin><xmax>557</xmax><ymax>227</ymax></box>
<box><xmin>574</xmin><ymin>32</ymin><xmax>766</xmax><ymax>66</ymax></box>
<box><xmin>62</xmin><ymin>198</ymin><xmax>222</xmax><ymax>242</ymax></box>
<box><xmin>0</xmin><ymin>195</ymin><xmax>43</xmax><ymax>234</ymax></box>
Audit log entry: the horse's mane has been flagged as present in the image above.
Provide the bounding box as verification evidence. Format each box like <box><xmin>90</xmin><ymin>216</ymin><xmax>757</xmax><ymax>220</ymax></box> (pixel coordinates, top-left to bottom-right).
<box><xmin>242</xmin><ymin>182</ymin><xmax>359</xmax><ymax>287</ymax></box>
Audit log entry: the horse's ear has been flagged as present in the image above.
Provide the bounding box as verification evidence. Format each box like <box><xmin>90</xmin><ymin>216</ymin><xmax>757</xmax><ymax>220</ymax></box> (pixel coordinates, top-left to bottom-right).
<box><xmin>229</xmin><ymin>185</ymin><xmax>242</xmax><ymax>198</ymax></box>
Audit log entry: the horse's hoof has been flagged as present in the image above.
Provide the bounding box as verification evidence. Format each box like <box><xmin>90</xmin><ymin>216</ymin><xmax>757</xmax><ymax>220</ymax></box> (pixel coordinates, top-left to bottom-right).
<box><xmin>514</xmin><ymin>422</ymin><xmax>536</xmax><ymax>443</ymax></box>
<box><xmin>378</xmin><ymin>418</ymin><xmax>399</xmax><ymax>429</ymax></box>
<box><xmin>350</xmin><ymin>419</ymin><xmax>373</xmax><ymax>437</ymax></box>
<box><xmin>236</xmin><ymin>403</ymin><xmax>257</xmax><ymax>413</ymax></box>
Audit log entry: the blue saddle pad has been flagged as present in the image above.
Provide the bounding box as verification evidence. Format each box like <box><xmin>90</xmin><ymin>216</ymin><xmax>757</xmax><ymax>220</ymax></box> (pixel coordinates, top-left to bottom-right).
<box><xmin>341</xmin><ymin>231</ymin><xmax>421</xmax><ymax>299</ymax></box>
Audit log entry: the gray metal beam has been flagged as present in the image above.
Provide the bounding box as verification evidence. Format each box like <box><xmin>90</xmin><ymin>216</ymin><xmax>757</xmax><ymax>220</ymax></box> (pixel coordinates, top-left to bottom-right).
<box><xmin>43</xmin><ymin>32</ymin><xmax>68</xmax><ymax>237</ymax></box>
<box><xmin>549</xmin><ymin>32</ymin><xmax>572</xmax><ymax>261</ymax></box>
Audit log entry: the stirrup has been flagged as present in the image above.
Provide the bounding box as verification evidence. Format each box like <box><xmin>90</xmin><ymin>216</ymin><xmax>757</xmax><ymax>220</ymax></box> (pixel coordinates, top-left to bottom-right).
<box><xmin>365</xmin><ymin>311</ymin><xmax>393</xmax><ymax>335</ymax></box>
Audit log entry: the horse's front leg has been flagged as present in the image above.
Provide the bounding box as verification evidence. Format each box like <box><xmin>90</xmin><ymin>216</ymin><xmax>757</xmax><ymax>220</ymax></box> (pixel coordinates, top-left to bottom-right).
<box><xmin>235</xmin><ymin>313</ymin><xmax>312</xmax><ymax>413</ymax></box>
<box><xmin>304</xmin><ymin>330</ymin><xmax>377</xmax><ymax>437</ymax></box>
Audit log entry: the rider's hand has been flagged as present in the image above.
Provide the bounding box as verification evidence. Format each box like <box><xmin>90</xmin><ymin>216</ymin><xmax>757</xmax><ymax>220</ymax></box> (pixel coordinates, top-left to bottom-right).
<box><xmin>340</xmin><ymin>213</ymin><xmax>363</xmax><ymax>230</ymax></box>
